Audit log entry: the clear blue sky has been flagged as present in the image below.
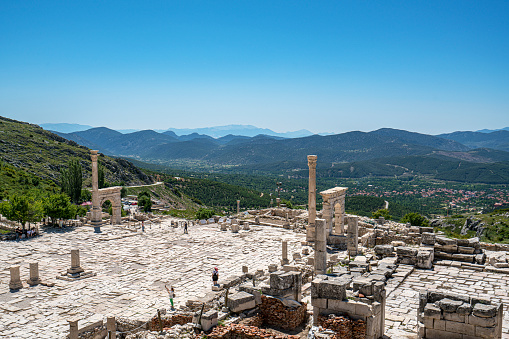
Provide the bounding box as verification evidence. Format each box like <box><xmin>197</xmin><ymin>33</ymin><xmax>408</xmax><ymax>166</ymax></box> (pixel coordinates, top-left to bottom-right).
<box><xmin>1</xmin><ymin>1</ymin><xmax>508</xmax><ymax>134</ymax></box>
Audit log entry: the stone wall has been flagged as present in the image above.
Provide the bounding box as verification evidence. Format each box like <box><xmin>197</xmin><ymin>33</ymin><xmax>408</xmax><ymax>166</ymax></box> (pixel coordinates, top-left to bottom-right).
<box><xmin>434</xmin><ymin>236</ymin><xmax>486</xmax><ymax>264</ymax></box>
<box><xmin>418</xmin><ymin>290</ymin><xmax>503</xmax><ymax>339</ymax></box>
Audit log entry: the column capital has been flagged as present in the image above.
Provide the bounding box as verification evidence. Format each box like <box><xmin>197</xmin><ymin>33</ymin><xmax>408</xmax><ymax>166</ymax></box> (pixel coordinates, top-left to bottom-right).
<box><xmin>307</xmin><ymin>155</ymin><xmax>317</xmax><ymax>167</ymax></box>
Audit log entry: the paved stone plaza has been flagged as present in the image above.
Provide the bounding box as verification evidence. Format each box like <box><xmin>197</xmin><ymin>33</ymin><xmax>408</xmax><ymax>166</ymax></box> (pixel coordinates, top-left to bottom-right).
<box><xmin>3</xmin><ymin>220</ymin><xmax>509</xmax><ymax>338</ymax></box>
<box><xmin>0</xmin><ymin>220</ymin><xmax>304</xmax><ymax>338</ymax></box>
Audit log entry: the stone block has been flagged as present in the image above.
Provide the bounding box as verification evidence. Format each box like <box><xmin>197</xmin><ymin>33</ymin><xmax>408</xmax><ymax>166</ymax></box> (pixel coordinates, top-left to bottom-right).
<box><xmin>458</xmin><ymin>246</ymin><xmax>476</xmax><ymax>254</ymax></box>
<box><xmin>416</xmin><ymin>249</ymin><xmax>434</xmax><ymax>269</ymax></box>
<box><xmin>445</xmin><ymin>320</ymin><xmax>475</xmax><ymax>336</ymax></box>
<box><xmin>353</xmin><ymin>278</ymin><xmax>374</xmax><ymax>296</ymax></box>
<box><xmin>355</xmin><ymin>302</ymin><xmax>373</xmax><ymax>317</ymax></box>
<box><xmin>437</xmin><ymin>298</ymin><xmax>464</xmax><ymax>313</ymax></box>
<box><xmin>201</xmin><ymin>310</ymin><xmax>218</xmax><ymax>331</ymax></box>
<box><xmin>238</xmin><ymin>284</ymin><xmax>262</xmax><ymax>305</ymax></box>
<box><xmin>468</xmin><ymin>315</ymin><xmax>497</xmax><ymax>327</ymax></box>
<box><xmin>457</xmin><ymin>303</ymin><xmax>472</xmax><ymax>315</ymax></box>
<box><xmin>426</xmin><ymin>328</ymin><xmax>462</xmax><ymax>339</ymax></box>
<box><xmin>227</xmin><ymin>291</ymin><xmax>256</xmax><ymax>313</ymax></box>
<box><xmin>473</xmin><ymin>303</ymin><xmax>498</xmax><ymax>318</ymax></box>
<box><xmin>318</xmin><ymin>279</ymin><xmax>349</xmax><ymax>300</ymax></box>
<box><xmin>470</xmin><ymin>296</ymin><xmax>491</xmax><ymax>306</ymax></box>
<box><xmin>327</xmin><ymin>299</ymin><xmax>356</xmax><ymax>314</ymax></box>
<box><xmin>268</xmin><ymin>264</ymin><xmax>278</xmax><ymax>273</ymax></box>
<box><xmin>452</xmin><ymin>253</ymin><xmax>475</xmax><ymax>263</ymax></box>
<box><xmin>475</xmin><ymin>325</ymin><xmax>498</xmax><ymax>338</ymax></box>
<box><xmin>467</xmin><ymin>237</ymin><xmax>480</xmax><ymax>248</ymax></box>
<box><xmin>433</xmin><ymin>318</ymin><xmax>446</xmax><ymax>331</ymax></box>
<box><xmin>311</xmin><ymin>298</ymin><xmax>327</xmax><ymax>308</ymax></box>
<box><xmin>311</xmin><ymin>278</ymin><xmax>323</xmax><ymax>299</ymax></box>
<box><xmin>443</xmin><ymin>312</ymin><xmax>464</xmax><ymax>323</ymax></box>
<box><xmin>374</xmin><ymin>245</ymin><xmax>394</xmax><ymax>256</ymax></box>
<box><xmin>270</xmin><ymin>271</ymin><xmax>294</xmax><ymax>290</ymax></box>
<box><xmin>436</xmin><ymin>236</ymin><xmax>457</xmax><ymax>246</ymax></box>
<box><xmin>421</xmin><ymin>232</ymin><xmax>436</xmax><ymax>245</ymax></box>
<box><xmin>435</xmin><ymin>244</ymin><xmax>458</xmax><ymax>253</ymax></box>
<box><xmin>424</xmin><ymin>304</ymin><xmax>442</xmax><ymax>319</ymax></box>
<box><xmin>422</xmin><ymin>316</ymin><xmax>434</xmax><ymax>328</ymax></box>
<box><xmin>396</xmin><ymin>246</ymin><xmax>418</xmax><ymax>257</ymax></box>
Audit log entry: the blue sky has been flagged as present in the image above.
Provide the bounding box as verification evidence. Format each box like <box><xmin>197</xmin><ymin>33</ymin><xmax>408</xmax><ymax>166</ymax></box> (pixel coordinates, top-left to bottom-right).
<box><xmin>0</xmin><ymin>1</ymin><xmax>508</xmax><ymax>134</ymax></box>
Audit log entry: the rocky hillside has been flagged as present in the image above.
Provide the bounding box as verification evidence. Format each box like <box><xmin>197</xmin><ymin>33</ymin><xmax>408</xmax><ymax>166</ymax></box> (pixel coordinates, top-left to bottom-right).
<box><xmin>0</xmin><ymin>116</ymin><xmax>153</xmax><ymax>187</ymax></box>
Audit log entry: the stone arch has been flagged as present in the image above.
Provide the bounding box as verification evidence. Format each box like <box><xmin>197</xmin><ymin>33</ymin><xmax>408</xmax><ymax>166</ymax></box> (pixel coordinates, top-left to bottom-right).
<box><xmin>90</xmin><ymin>150</ymin><xmax>122</xmax><ymax>227</ymax></box>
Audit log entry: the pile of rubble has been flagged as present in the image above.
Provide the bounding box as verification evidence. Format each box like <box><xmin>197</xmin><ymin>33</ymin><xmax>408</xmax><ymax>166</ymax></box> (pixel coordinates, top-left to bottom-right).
<box><xmin>258</xmin><ymin>295</ymin><xmax>307</xmax><ymax>330</ymax></box>
<box><xmin>148</xmin><ymin>314</ymin><xmax>193</xmax><ymax>331</ymax></box>
<box><xmin>317</xmin><ymin>314</ymin><xmax>366</xmax><ymax>339</ymax></box>
<box><xmin>206</xmin><ymin>324</ymin><xmax>300</xmax><ymax>339</ymax></box>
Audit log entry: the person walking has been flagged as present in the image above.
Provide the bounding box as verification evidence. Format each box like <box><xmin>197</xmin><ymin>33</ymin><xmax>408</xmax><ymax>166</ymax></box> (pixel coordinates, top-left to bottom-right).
<box><xmin>183</xmin><ymin>222</ymin><xmax>188</xmax><ymax>234</ymax></box>
<box><xmin>212</xmin><ymin>267</ymin><xmax>219</xmax><ymax>286</ymax></box>
<box><xmin>165</xmin><ymin>285</ymin><xmax>175</xmax><ymax>310</ymax></box>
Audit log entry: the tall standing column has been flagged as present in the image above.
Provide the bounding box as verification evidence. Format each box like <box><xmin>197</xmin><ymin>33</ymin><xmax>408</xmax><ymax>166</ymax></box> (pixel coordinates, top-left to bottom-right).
<box><xmin>237</xmin><ymin>200</ymin><xmax>240</xmax><ymax>214</ymax></box>
<box><xmin>90</xmin><ymin>150</ymin><xmax>102</xmax><ymax>230</ymax></box>
<box><xmin>314</xmin><ymin>218</ymin><xmax>327</xmax><ymax>274</ymax></box>
<box><xmin>307</xmin><ymin>155</ymin><xmax>317</xmax><ymax>242</ymax></box>
<box><xmin>347</xmin><ymin>216</ymin><xmax>359</xmax><ymax>256</ymax></box>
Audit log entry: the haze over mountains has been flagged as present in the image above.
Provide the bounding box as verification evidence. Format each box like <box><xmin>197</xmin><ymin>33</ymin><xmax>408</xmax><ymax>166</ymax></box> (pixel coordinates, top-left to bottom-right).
<box><xmin>41</xmin><ymin>123</ymin><xmax>315</xmax><ymax>138</ymax></box>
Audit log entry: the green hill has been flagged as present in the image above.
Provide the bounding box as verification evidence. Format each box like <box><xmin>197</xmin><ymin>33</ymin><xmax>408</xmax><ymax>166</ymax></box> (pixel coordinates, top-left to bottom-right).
<box><xmin>0</xmin><ymin>116</ymin><xmax>153</xmax><ymax>187</ymax></box>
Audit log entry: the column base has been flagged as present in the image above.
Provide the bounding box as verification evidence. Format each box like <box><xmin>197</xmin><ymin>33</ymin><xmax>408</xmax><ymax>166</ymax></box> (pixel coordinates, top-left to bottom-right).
<box><xmin>9</xmin><ymin>281</ymin><xmax>23</xmax><ymax>290</ymax></box>
<box><xmin>27</xmin><ymin>278</ymin><xmax>42</xmax><ymax>286</ymax></box>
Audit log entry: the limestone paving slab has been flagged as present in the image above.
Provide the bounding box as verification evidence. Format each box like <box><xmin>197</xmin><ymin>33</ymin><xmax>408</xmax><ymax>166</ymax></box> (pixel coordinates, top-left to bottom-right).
<box><xmin>0</xmin><ymin>220</ymin><xmax>303</xmax><ymax>338</ymax></box>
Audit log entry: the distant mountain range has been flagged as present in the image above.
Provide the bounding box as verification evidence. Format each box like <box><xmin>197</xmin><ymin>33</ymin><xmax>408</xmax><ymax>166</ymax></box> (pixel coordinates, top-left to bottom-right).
<box><xmin>41</xmin><ymin>123</ymin><xmax>314</xmax><ymax>139</ymax></box>
<box><xmin>41</xmin><ymin>122</ymin><xmax>509</xmax><ymax>184</ymax></box>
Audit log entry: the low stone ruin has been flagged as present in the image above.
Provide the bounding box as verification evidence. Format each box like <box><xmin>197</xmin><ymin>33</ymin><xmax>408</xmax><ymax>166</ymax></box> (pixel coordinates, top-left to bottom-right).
<box><xmin>418</xmin><ymin>290</ymin><xmax>503</xmax><ymax>339</ymax></box>
<box><xmin>433</xmin><ymin>235</ymin><xmax>486</xmax><ymax>264</ymax></box>
<box><xmin>311</xmin><ymin>274</ymin><xmax>386</xmax><ymax>339</ymax></box>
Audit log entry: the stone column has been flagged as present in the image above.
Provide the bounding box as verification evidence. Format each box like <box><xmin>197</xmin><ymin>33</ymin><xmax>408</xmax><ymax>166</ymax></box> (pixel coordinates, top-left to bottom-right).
<box><xmin>112</xmin><ymin>202</ymin><xmax>121</xmax><ymax>225</ymax></box>
<box><xmin>237</xmin><ymin>200</ymin><xmax>240</xmax><ymax>214</ymax></box>
<box><xmin>314</xmin><ymin>219</ymin><xmax>327</xmax><ymax>274</ymax></box>
<box><xmin>322</xmin><ymin>200</ymin><xmax>333</xmax><ymax>235</ymax></box>
<box><xmin>9</xmin><ymin>265</ymin><xmax>23</xmax><ymax>290</ymax></box>
<box><xmin>27</xmin><ymin>262</ymin><xmax>42</xmax><ymax>286</ymax></box>
<box><xmin>281</xmin><ymin>241</ymin><xmax>289</xmax><ymax>265</ymax></box>
<box><xmin>347</xmin><ymin>216</ymin><xmax>359</xmax><ymax>256</ymax></box>
<box><xmin>67</xmin><ymin>249</ymin><xmax>84</xmax><ymax>275</ymax></box>
<box><xmin>90</xmin><ymin>150</ymin><xmax>102</xmax><ymax>232</ymax></box>
<box><xmin>307</xmin><ymin>155</ymin><xmax>317</xmax><ymax>242</ymax></box>
<box><xmin>68</xmin><ymin>319</ymin><xmax>79</xmax><ymax>339</ymax></box>
<box><xmin>107</xmin><ymin>316</ymin><xmax>116</xmax><ymax>339</ymax></box>
<box><xmin>276</xmin><ymin>198</ymin><xmax>281</xmax><ymax>208</ymax></box>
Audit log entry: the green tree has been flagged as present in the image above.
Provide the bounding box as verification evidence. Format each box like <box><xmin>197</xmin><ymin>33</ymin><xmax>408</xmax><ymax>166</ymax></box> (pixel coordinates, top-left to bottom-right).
<box><xmin>60</xmin><ymin>159</ymin><xmax>83</xmax><ymax>204</ymax></box>
<box><xmin>401</xmin><ymin>212</ymin><xmax>429</xmax><ymax>226</ymax></box>
<box><xmin>121</xmin><ymin>186</ymin><xmax>127</xmax><ymax>198</ymax></box>
<box><xmin>137</xmin><ymin>191</ymin><xmax>152</xmax><ymax>212</ymax></box>
<box><xmin>372</xmin><ymin>209</ymin><xmax>392</xmax><ymax>220</ymax></box>
<box><xmin>43</xmin><ymin>193</ymin><xmax>77</xmax><ymax>225</ymax></box>
<box><xmin>196</xmin><ymin>208</ymin><xmax>214</xmax><ymax>220</ymax></box>
<box><xmin>0</xmin><ymin>194</ymin><xmax>43</xmax><ymax>229</ymax></box>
